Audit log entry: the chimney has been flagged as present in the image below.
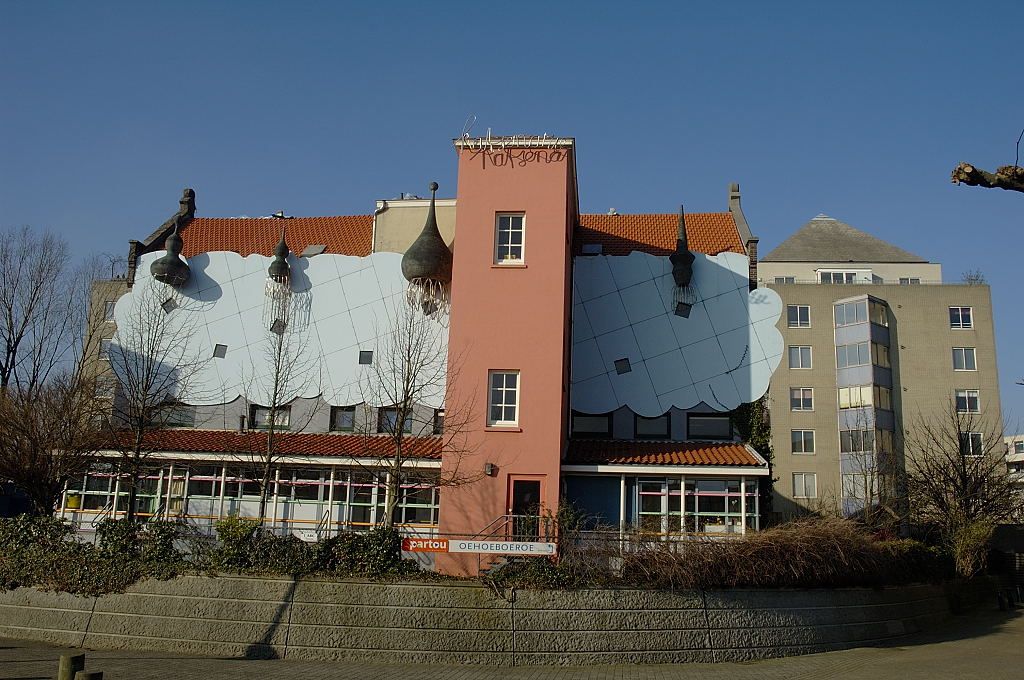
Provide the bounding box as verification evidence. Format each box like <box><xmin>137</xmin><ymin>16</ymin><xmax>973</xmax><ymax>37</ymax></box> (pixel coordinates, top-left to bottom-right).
<box><xmin>727</xmin><ymin>183</ymin><xmax>758</xmax><ymax>291</ymax></box>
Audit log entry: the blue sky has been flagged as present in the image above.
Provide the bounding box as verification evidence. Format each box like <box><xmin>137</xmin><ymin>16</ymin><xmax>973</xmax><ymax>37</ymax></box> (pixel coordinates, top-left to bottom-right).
<box><xmin>3</xmin><ymin>1</ymin><xmax>1022</xmax><ymax>422</ymax></box>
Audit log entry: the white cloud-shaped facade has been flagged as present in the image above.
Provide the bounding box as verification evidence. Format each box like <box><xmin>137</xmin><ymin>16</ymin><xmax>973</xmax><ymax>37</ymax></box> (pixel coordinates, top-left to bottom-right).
<box><xmin>571</xmin><ymin>251</ymin><xmax>783</xmax><ymax>415</ymax></box>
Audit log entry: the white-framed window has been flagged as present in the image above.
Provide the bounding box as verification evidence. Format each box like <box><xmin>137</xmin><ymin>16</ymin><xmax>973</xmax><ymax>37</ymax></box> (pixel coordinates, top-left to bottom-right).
<box><xmin>788</xmin><ymin>345</ymin><xmax>812</xmax><ymax>369</ymax></box>
<box><xmin>836</xmin><ymin>341</ymin><xmax>870</xmax><ymax>369</ymax></box>
<box><xmin>488</xmin><ymin>370</ymin><xmax>520</xmax><ymax>426</ymax></box>
<box><xmin>433</xmin><ymin>409</ymin><xmax>445</xmax><ymax>435</ymax></box>
<box><xmin>793</xmin><ymin>472</ymin><xmax>817</xmax><ymax>498</ymax></box>
<box><xmin>495</xmin><ymin>214</ymin><xmax>525</xmax><ymax>264</ymax></box>
<box><xmin>791</xmin><ymin>430</ymin><xmax>815</xmax><ymax>454</ymax></box>
<box><xmin>960</xmin><ymin>432</ymin><xmax>984</xmax><ymax>457</ymax></box>
<box><xmin>955</xmin><ymin>389</ymin><xmax>980</xmax><ymax>413</ymax></box>
<box><xmin>838</xmin><ymin>385</ymin><xmax>872</xmax><ymax>409</ymax></box>
<box><xmin>950</xmin><ymin>306</ymin><xmax>973</xmax><ymax>329</ymax></box>
<box><xmin>787</xmin><ymin>305</ymin><xmax>810</xmax><ymax>328</ymax></box>
<box><xmin>378</xmin><ymin>407</ymin><xmax>413</xmax><ymax>434</ymax></box>
<box><xmin>834</xmin><ymin>300</ymin><xmax>868</xmax><ymax>327</ymax></box>
<box><xmin>953</xmin><ymin>347</ymin><xmax>977</xmax><ymax>371</ymax></box>
<box><xmin>899</xmin><ymin>277</ymin><xmax>921</xmax><ymax>285</ymax></box>
<box><xmin>103</xmin><ymin>300</ymin><xmax>116</xmax><ymax>321</ymax></box>
<box><xmin>330</xmin><ymin>405</ymin><xmax>356</xmax><ymax>432</ymax></box>
<box><xmin>99</xmin><ymin>338</ymin><xmax>112</xmax><ymax>360</ymax></box>
<box><xmin>790</xmin><ymin>387</ymin><xmax>813</xmax><ymax>411</ymax></box>
<box><xmin>774</xmin><ymin>276</ymin><xmax>795</xmax><ymax>284</ymax></box>
<box><xmin>1014</xmin><ymin>441</ymin><xmax>1024</xmax><ymax>454</ymax></box>
<box><xmin>840</xmin><ymin>429</ymin><xmax>874</xmax><ymax>453</ymax></box>
<box><xmin>250</xmin><ymin>405</ymin><xmax>290</xmax><ymax>429</ymax></box>
<box><xmin>819</xmin><ymin>270</ymin><xmax>858</xmax><ymax>284</ymax></box>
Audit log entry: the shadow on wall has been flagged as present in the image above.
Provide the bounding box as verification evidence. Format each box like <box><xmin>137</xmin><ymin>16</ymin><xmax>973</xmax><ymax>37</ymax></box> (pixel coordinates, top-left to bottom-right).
<box><xmin>244</xmin><ymin>577</ymin><xmax>296</xmax><ymax>659</ymax></box>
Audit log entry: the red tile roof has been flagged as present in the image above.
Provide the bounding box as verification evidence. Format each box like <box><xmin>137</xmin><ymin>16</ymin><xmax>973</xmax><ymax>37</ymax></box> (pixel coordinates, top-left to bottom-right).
<box><xmin>110</xmin><ymin>429</ymin><xmax>441</xmax><ymax>459</ymax></box>
<box><xmin>576</xmin><ymin>213</ymin><xmax>744</xmax><ymax>256</ymax></box>
<box><xmin>565</xmin><ymin>440</ymin><xmax>763</xmax><ymax>467</ymax></box>
<box><xmin>180</xmin><ymin>216</ymin><xmax>373</xmax><ymax>258</ymax></box>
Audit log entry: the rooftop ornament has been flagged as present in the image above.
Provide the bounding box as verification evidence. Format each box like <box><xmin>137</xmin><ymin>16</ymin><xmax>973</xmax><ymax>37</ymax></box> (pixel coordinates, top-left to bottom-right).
<box><xmin>669</xmin><ymin>205</ymin><xmax>697</xmax><ymax>318</ymax></box>
<box><xmin>150</xmin><ymin>216</ymin><xmax>191</xmax><ymax>287</ymax></box>
<box><xmin>401</xmin><ymin>181</ymin><xmax>453</xmax><ymax>321</ymax></box>
<box><xmin>264</xmin><ymin>227</ymin><xmax>292</xmax><ymax>334</ymax></box>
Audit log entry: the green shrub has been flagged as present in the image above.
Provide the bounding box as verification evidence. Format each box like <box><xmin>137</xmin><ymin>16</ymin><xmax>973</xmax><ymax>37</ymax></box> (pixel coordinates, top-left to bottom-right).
<box><xmin>97</xmin><ymin>518</ymin><xmax>141</xmax><ymax>557</ymax></box>
<box><xmin>211</xmin><ymin>515</ymin><xmax>261</xmax><ymax>571</ymax></box>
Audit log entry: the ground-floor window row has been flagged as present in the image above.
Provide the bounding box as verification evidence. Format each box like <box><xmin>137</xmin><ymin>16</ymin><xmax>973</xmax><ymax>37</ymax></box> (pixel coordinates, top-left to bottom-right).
<box><xmin>60</xmin><ymin>463</ymin><xmax>440</xmax><ymax>535</ymax></box>
<box><xmin>563</xmin><ymin>475</ymin><xmax>761</xmax><ymax>536</ymax></box>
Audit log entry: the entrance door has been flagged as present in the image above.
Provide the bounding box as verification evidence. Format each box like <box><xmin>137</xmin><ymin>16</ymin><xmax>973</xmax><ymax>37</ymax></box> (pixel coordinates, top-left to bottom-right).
<box><xmin>508</xmin><ymin>479</ymin><xmax>542</xmax><ymax>539</ymax></box>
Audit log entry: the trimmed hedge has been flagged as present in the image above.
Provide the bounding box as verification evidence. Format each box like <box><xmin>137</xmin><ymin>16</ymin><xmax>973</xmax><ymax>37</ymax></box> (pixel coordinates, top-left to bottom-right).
<box><xmin>0</xmin><ymin>515</ymin><xmax>416</xmax><ymax>596</ymax></box>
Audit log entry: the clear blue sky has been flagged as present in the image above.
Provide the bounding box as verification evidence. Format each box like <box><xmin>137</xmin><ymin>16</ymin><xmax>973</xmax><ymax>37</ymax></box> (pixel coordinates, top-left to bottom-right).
<box><xmin>3</xmin><ymin>1</ymin><xmax>1022</xmax><ymax>423</ymax></box>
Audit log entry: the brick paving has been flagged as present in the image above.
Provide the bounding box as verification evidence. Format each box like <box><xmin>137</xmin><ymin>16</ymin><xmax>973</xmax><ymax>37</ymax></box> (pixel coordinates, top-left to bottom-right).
<box><xmin>1</xmin><ymin>609</ymin><xmax>1021</xmax><ymax>680</ymax></box>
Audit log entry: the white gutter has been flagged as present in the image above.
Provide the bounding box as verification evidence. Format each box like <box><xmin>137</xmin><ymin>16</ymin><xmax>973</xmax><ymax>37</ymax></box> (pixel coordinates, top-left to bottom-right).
<box><xmin>561</xmin><ymin>464</ymin><xmax>770</xmax><ymax>477</ymax></box>
<box><xmin>95</xmin><ymin>449</ymin><xmax>442</xmax><ymax>469</ymax></box>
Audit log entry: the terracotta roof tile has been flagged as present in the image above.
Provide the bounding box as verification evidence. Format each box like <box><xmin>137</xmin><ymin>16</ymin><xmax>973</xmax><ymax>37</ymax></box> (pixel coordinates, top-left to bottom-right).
<box><xmin>180</xmin><ymin>216</ymin><xmax>373</xmax><ymax>258</ymax></box>
<box><xmin>576</xmin><ymin>213</ymin><xmax>744</xmax><ymax>257</ymax></box>
<box><xmin>112</xmin><ymin>429</ymin><xmax>441</xmax><ymax>459</ymax></box>
<box><xmin>565</xmin><ymin>440</ymin><xmax>763</xmax><ymax>467</ymax></box>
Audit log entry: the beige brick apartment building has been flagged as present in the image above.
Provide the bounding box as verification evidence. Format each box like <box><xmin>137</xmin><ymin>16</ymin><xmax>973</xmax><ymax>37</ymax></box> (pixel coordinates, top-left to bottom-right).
<box><xmin>760</xmin><ymin>215</ymin><xmax>1001</xmax><ymax>518</ymax></box>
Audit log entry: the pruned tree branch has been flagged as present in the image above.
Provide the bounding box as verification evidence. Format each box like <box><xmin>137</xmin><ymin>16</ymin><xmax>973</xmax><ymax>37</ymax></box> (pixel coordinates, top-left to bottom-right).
<box><xmin>951</xmin><ymin>162</ymin><xmax>1024</xmax><ymax>193</ymax></box>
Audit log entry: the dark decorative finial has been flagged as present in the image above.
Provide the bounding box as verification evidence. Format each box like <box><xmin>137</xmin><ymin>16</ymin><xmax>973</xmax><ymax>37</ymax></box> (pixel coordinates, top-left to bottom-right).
<box><xmin>268</xmin><ymin>226</ymin><xmax>290</xmax><ymax>283</ymax></box>
<box><xmin>401</xmin><ymin>181</ymin><xmax>453</xmax><ymax>284</ymax></box>
<box><xmin>179</xmin><ymin>188</ymin><xmax>197</xmax><ymax>220</ymax></box>
<box><xmin>150</xmin><ymin>216</ymin><xmax>191</xmax><ymax>286</ymax></box>
<box><xmin>670</xmin><ymin>204</ymin><xmax>695</xmax><ymax>288</ymax></box>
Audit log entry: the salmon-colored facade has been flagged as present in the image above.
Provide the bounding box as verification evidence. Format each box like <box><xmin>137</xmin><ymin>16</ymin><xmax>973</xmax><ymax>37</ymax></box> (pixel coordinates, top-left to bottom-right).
<box><xmin>436</xmin><ymin>140</ymin><xmax>578</xmax><ymax>574</ymax></box>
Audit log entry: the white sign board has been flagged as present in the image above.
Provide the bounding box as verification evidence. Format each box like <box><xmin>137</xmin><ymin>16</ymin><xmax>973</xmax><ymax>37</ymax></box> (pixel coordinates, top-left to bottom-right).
<box><xmin>447</xmin><ymin>540</ymin><xmax>557</xmax><ymax>556</ymax></box>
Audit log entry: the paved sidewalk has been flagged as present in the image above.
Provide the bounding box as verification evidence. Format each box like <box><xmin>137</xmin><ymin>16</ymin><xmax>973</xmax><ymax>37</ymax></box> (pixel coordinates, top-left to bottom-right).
<box><xmin>2</xmin><ymin>609</ymin><xmax>1021</xmax><ymax>680</ymax></box>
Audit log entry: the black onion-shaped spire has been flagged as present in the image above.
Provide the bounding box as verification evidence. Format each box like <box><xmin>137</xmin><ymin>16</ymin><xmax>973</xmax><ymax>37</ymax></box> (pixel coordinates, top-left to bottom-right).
<box><xmin>401</xmin><ymin>182</ymin><xmax>453</xmax><ymax>283</ymax></box>
<box><xmin>669</xmin><ymin>205</ymin><xmax>695</xmax><ymax>288</ymax></box>
<box><xmin>268</xmin><ymin>227</ymin><xmax>290</xmax><ymax>283</ymax></box>
<box><xmin>150</xmin><ymin>216</ymin><xmax>191</xmax><ymax>287</ymax></box>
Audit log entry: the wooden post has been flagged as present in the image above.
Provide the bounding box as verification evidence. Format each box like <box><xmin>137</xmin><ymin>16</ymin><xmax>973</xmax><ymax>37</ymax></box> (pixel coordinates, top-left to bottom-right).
<box><xmin>57</xmin><ymin>653</ymin><xmax>85</xmax><ymax>680</ymax></box>
<box><xmin>74</xmin><ymin>672</ymin><xmax>103</xmax><ymax>680</ymax></box>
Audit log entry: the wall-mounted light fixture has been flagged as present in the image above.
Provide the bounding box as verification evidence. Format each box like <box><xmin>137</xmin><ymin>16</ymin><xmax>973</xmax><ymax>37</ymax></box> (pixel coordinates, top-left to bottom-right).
<box><xmin>484</xmin><ymin>462</ymin><xmax>496</xmax><ymax>477</ymax></box>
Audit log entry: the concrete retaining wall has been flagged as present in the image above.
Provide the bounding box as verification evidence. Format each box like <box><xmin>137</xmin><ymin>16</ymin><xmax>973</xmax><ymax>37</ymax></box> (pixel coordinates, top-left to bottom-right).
<box><xmin>0</xmin><ymin>576</ymin><xmax>978</xmax><ymax>665</ymax></box>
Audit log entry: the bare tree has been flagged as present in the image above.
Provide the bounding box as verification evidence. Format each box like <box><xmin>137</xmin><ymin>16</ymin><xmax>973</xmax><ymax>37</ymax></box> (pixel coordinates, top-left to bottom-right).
<box><xmin>0</xmin><ymin>373</ymin><xmax>106</xmax><ymax>514</ymax></box>
<box><xmin>0</xmin><ymin>227</ymin><xmax>110</xmax><ymax>515</ymax></box>
<box><xmin>0</xmin><ymin>227</ymin><xmax>82</xmax><ymax>391</ymax></box>
<box><xmin>838</xmin><ymin>409</ymin><xmax>903</xmax><ymax>531</ymax></box>
<box><xmin>903</xmin><ymin>401</ymin><xmax>1021</xmax><ymax>578</ymax></box>
<box><xmin>357</xmin><ymin>300</ymin><xmax>476</xmax><ymax>529</ymax></box>
<box><xmin>104</xmin><ymin>277</ymin><xmax>210</xmax><ymax>522</ymax></box>
<box><xmin>237</xmin><ymin>292</ymin><xmax>323</xmax><ymax>524</ymax></box>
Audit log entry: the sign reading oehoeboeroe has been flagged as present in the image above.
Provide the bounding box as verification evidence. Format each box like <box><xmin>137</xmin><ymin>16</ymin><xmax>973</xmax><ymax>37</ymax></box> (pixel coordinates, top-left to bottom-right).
<box><xmin>402</xmin><ymin>538</ymin><xmax>556</xmax><ymax>556</ymax></box>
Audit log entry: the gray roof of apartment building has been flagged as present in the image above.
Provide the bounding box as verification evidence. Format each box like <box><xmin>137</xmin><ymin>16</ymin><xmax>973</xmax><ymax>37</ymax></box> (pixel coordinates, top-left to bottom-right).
<box><xmin>762</xmin><ymin>214</ymin><xmax>928</xmax><ymax>263</ymax></box>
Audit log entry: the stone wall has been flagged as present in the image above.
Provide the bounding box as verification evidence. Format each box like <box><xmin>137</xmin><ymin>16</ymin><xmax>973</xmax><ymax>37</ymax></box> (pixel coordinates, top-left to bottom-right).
<box><xmin>0</xmin><ymin>576</ymin><xmax>977</xmax><ymax>665</ymax></box>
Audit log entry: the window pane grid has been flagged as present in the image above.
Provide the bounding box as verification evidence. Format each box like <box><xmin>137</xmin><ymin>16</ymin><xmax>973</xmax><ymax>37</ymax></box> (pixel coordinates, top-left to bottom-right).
<box><xmin>488</xmin><ymin>371</ymin><xmax>519</xmax><ymax>425</ymax></box>
<box><xmin>495</xmin><ymin>214</ymin><xmax>525</xmax><ymax>264</ymax></box>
